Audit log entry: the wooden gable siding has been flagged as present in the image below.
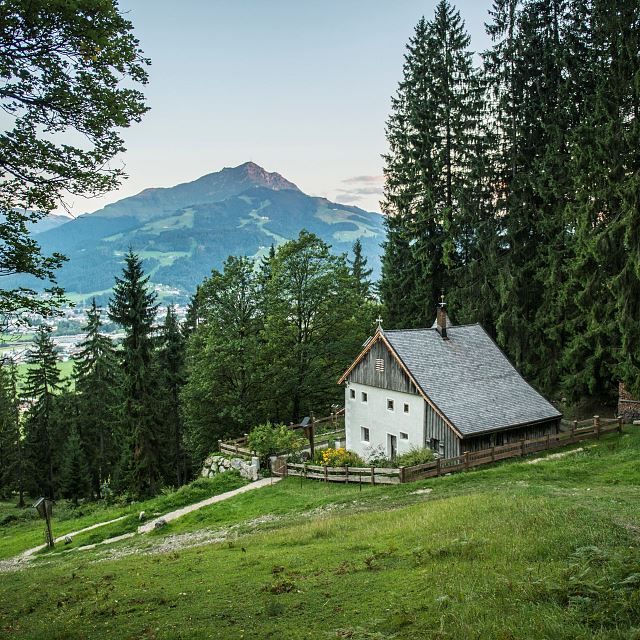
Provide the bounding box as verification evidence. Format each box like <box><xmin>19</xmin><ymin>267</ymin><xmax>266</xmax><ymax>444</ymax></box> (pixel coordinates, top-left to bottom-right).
<box><xmin>460</xmin><ymin>418</ymin><xmax>560</xmax><ymax>453</ymax></box>
<box><xmin>346</xmin><ymin>339</ymin><xmax>419</xmax><ymax>395</ymax></box>
<box><xmin>425</xmin><ymin>404</ymin><xmax>461</xmax><ymax>457</ymax></box>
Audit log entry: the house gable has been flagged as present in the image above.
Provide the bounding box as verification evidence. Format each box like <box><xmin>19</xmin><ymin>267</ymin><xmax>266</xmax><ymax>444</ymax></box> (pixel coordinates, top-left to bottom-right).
<box><xmin>341</xmin><ymin>333</ymin><xmax>419</xmax><ymax>395</ymax></box>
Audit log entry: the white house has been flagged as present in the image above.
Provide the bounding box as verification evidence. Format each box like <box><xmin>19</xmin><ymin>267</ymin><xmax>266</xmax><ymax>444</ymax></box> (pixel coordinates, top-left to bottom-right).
<box><xmin>338</xmin><ymin>303</ymin><xmax>561</xmax><ymax>461</ymax></box>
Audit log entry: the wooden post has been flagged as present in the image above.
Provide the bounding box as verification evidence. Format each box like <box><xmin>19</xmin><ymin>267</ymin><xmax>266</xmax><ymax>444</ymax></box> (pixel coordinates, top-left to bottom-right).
<box><xmin>44</xmin><ymin>501</ymin><xmax>54</xmax><ymax>549</ymax></box>
<box><xmin>218</xmin><ymin>439</ymin><xmax>222</xmax><ymax>453</ymax></box>
<box><xmin>594</xmin><ymin>415</ymin><xmax>600</xmax><ymax>439</ymax></box>
<box><xmin>371</xmin><ymin>466</ymin><xmax>375</xmax><ymax>485</ymax></box>
<box><xmin>324</xmin><ymin>465</ymin><xmax>328</xmax><ymax>482</ymax></box>
<box><xmin>572</xmin><ymin>420</ymin><xmax>577</xmax><ymax>441</ymax></box>
<box><xmin>344</xmin><ymin>465</ymin><xmax>349</xmax><ymax>483</ymax></box>
<box><xmin>399</xmin><ymin>466</ymin><xmax>406</xmax><ymax>483</ymax></box>
<box><xmin>520</xmin><ymin>440</ymin><xmax>525</xmax><ymax>457</ymax></box>
<box><xmin>491</xmin><ymin>446</ymin><xmax>495</xmax><ymax>462</ymax></box>
<box><xmin>464</xmin><ymin>451</ymin><xmax>469</xmax><ymax>470</ymax></box>
<box><xmin>618</xmin><ymin>416</ymin><xmax>623</xmax><ymax>434</ymax></box>
<box><xmin>309</xmin><ymin>414</ymin><xmax>316</xmax><ymax>460</ymax></box>
<box><xmin>546</xmin><ymin>432</ymin><xmax>551</xmax><ymax>449</ymax></box>
<box><xmin>436</xmin><ymin>457</ymin><xmax>441</xmax><ymax>476</ymax></box>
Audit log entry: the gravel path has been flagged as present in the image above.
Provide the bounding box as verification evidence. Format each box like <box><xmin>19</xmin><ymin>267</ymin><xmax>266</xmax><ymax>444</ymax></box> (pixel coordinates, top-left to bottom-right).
<box><xmin>0</xmin><ymin>515</ymin><xmax>128</xmax><ymax>573</ymax></box>
<box><xmin>0</xmin><ymin>477</ymin><xmax>281</xmax><ymax>573</ymax></box>
<box><xmin>138</xmin><ymin>477</ymin><xmax>280</xmax><ymax>533</ymax></box>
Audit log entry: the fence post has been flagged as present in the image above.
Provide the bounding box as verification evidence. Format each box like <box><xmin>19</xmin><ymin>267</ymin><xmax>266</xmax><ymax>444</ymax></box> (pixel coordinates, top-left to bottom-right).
<box><xmin>436</xmin><ymin>457</ymin><xmax>441</xmax><ymax>476</ymax></box>
<box><xmin>324</xmin><ymin>465</ymin><xmax>328</xmax><ymax>482</ymax></box>
<box><xmin>491</xmin><ymin>446</ymin><xmax>495</xmax><ymax>462</ymax></box>
<box><xmin>520</xmin><ymin>440</ymin><xmax>525</xmax><ymax>457</ymax></box>
<box><xmin>546</xmin><ymin>432</ymin><xmax>551</xmax><ymax>449</ymax></box>
<box><xmin>572</xmin><ymin>420</ymin><xmax>577</xmax><ymax>441</ymax></box>
<box><xmin>594</xmin><ymin>415</ymin><xmax>600</xmax><ymax>439</ymax></box>
<box><xmin>344</xmin><ymin>465</ymin><xmax>349</xmax><ymax>483</ymax></box>
<box><xmin>618</xmin><ymin>416</ymin><xmax>623</xmax><ymax>434</ymax></box>
<box><xmin>371</xmin><ymin>466</ymin><xmax>375</xmax><ymax>485</ymax></box>
<box><xmin>464</xmin><ymin>451</ymin><xmax>469</xmax><ymax>470</ymax></box>
<box><xmin>218</xmin><ymin>439</ymin><xmax>222</xmax><ymax>452</ymax></box>
<box><xmin>399</xmin><ymin>466</ymin><xmax>406</xmax><ymax>483</ymax></box>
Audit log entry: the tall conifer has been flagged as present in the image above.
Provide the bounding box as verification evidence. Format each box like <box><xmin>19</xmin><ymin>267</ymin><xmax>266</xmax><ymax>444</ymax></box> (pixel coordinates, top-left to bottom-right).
<box><xmin>108</xmin><ymin>250</ymin><xmax>160</xmax><ymax>497</ymax></box>
<box><xmin>23</xmin><ymin>327</ymin><xmax>62</xmax><ymax>498</ymax></box>
<box><xmin>74</xmin><ymin>299</ymin><xmax>121</xmax><ymax>497</ymax></box>
<box><xmin>381</xmin><ymin>1</ymin><xmax>482</xmax><ymax>327</ymax></box>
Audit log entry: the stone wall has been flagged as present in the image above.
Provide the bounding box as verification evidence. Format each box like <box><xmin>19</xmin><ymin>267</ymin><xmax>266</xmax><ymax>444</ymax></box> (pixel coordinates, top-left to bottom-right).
<box><xmin>201</xmin><ymin>455</ymin><xmax>260</xmax><ymax>482</ymax></box>
<box><xmin>618</xmin><ymin>383</ymin><xmax>640</xmax><ymax>422</ymax></box>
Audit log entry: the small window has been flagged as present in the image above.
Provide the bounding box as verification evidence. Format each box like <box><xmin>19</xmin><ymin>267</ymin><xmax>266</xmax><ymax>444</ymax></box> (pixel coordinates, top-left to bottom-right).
<box><xmin>400</xmin><ymin>432</ymin><xmax>408</xmax><ymax>440</ymax></box>
<box><xmin>403</xmin><ymin>403</ymin><xmax>409</xmax><ymax>414</ymax></box>
<box><xmin>387</xmin><ymin>399</ymin><xmax>394</xmax><ymax>411</ymax></box>
<box><xmin>361</xmin><ymin>391</ymin><xmax>368</xmax><ymax>403</ymax></box>
<box><xmin>375</xmin><ymin>358</ymin><xmax>385</xmax><ymax>372</ymax></box>
<box><xmin>361</xmin><ymin>427</ymin><xmax>370</xmax><ymax>442</ymax></box>
<box><xmin>430</xmin><ymin>438</ymin><xmax>439</xmax><ymax>451</ymax></box>
<box><xmin>349</xmin><ymin>388</ymin><xmax>355</xmax><ymax>399</ymax></box>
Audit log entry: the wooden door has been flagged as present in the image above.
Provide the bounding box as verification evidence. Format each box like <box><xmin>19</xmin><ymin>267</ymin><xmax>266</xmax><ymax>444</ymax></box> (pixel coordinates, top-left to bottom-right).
<box><xmin>388</xmin><ymin>434</ymin><xmax>397</xmax><ymax>461</ymax></box>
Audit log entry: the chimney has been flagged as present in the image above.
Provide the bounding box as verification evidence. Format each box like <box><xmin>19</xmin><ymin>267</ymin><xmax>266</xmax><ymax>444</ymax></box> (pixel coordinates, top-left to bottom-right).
<box><xmin>436</xmin><ymin>293</ymin><xmax>448</xmax><ymax>340</ymax></box>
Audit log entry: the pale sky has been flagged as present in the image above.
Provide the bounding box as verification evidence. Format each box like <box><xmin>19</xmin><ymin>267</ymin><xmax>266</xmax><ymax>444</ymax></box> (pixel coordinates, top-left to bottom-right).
<box><xmin>63</xmin><ymin>0</ymin><xmax>493</xmax><ymax>217</ymax></box>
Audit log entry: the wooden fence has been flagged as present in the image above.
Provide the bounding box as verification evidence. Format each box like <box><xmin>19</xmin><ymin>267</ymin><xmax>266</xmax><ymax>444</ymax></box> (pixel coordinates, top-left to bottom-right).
<box><xmin>272</xmin><ymin>416</ymin><xmax>625</xmax><ymax>485</ymax></box>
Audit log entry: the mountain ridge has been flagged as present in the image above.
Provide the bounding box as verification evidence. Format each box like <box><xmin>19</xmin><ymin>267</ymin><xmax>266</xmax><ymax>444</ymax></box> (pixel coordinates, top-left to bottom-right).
<box><xmin>19</xmin><ymin>162</ymin><xmax>384</xmax><ymax>302</ymax></box>
<box><xmin>89</xmin><ymin>162</ymin><xmax>301</xmax><ymax>222</ymax></box>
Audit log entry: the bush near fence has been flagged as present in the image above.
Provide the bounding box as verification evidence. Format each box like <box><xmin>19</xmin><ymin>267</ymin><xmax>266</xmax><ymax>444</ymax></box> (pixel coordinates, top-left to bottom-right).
<box><xmin>272</xmin><ymin>416</ymin><xmax>625</xmax><ymax>485</ymax></box>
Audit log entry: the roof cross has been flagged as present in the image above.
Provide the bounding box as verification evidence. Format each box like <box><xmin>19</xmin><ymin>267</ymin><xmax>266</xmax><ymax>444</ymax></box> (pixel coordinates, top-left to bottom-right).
<box><xmin>375</xmin><ymin>315</ymin><xmax>383</xmax><ymax>330</ymax></box>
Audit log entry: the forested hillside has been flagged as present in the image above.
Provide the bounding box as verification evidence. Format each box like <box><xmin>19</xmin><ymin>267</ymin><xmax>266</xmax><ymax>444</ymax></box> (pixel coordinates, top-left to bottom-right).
<box><xmin>380</xmin><ymin>0</ymin><xmax>640</xmax><ymax>403</ymax></box>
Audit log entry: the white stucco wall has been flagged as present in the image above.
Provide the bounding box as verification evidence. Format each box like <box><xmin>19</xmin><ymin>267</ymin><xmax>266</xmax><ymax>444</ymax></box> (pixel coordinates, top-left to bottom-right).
<box><xmin>344</xmin><ymin>382</ymin><xmax>425</xmax><ymax>461</ymax></box>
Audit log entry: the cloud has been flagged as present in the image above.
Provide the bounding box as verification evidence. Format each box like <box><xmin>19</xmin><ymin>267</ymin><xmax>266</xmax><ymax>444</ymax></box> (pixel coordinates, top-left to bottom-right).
<box><xmin>334</xmin><ymin>194</ymin><xmax>365</xmax><ymax>204</ymax></box>
<box><xmin>341</xmin><ymin>175</ymin><xmax>384</xmax><ymax>185</ymax></box>
<box><xmin>335</xmin><ymin>174</ymin><xmax>384</xmax><ymax>202</ymax></box>
<box><xmin>336</xmin><ymin>185</ymin><xmax>384</xmax><ymax>197</ymax></box>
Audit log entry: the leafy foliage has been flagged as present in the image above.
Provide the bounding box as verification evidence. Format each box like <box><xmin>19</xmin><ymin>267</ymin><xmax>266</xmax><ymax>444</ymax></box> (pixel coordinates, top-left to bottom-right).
<box><xmin>0</xmin><ymin>0</ymin><xmax>149</xmax><ymax>325</ymax></box>
<box><xmin>247</xmin><ymin>423</ymin><xmax>305</xmax><ymax>463</ymax></box>
<box><xmin>396</xmin><ymin>447</ymin><xmax>435</xmax><ymax>467</ymax></box>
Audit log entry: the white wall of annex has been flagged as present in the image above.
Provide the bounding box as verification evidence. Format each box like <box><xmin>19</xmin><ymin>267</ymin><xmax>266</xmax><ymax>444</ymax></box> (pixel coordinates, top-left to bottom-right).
<box><xmin>344</xmin><ymin>382</ymin><xmax>424</xmax><ymax>460</ymax></box>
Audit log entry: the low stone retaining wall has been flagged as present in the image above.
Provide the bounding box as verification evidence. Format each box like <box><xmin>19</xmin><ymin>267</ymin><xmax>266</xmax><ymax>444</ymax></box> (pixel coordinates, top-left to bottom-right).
<box><xmin>201</xmin><ymin>454</ymin><xmax>260</xmax><ymax>481</ymax></box>
<box><xmin>618</xmin><ymin>382</ymin><xmax>640</xmax><ymax>422</ymax></box>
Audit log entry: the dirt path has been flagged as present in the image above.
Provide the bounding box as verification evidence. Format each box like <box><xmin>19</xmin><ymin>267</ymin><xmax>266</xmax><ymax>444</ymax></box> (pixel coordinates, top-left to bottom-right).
<box><xmin>138</xmin><ymin>477</ymin><xmax>280</xmax><ymax>533</ymax></box>
<box><xmin>0</xmin><ymin>478</ymin><xmax>280</xmax><ymax>573</ymax></box>
<box><xmin>0</xmin><ymin>515</ymin><xmax>129</xmax><ymax>573</ymax></box>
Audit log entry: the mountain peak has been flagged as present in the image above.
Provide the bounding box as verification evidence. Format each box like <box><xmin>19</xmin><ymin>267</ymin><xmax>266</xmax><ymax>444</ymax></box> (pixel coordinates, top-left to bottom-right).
<box><xmin>216</xmin><ymin>161</ymin><xmax>300</xmax><ymax>192</ymax></box>
<box><xmin>93</xmin><ymin>161</ymin><xmax>300</xmax><ymax>221</ymax></box>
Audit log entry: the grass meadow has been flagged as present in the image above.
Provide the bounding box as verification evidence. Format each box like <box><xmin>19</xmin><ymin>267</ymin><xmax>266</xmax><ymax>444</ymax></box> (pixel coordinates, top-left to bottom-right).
<box><xmin>0</xmin><ymin>429</ymin><xmax>638</xmax><ymax>639</ymax></box>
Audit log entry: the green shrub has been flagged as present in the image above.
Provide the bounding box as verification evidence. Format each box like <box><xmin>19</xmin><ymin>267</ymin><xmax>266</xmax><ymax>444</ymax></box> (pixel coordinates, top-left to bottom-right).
<box><xmin>248</xmin><ymin>422</ymin><xmax>305</xmax><ymax>463</ymax></box>
<box><xmin>396</xmin><ymin>447</ymin><xmax>435</xmax><ymax>467</ymax></box>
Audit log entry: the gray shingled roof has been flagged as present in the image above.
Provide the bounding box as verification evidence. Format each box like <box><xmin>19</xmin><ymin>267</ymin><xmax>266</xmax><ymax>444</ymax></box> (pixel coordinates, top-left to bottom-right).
<box><xmin>384</xmin><ymin>324</ymin><xmax>561</xmax><ymax>437</ymax></box>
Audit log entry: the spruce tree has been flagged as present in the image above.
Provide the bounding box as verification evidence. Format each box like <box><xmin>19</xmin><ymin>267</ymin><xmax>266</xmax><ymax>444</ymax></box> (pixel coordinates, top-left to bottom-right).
<box><xmin>156</xmin><ymin>306</ymin><xmax>188</xmax><ymax>486</ymax></box>
<box><xmin>348</xmin><ymin>239</ymin><xmax>373</xmax><ymax>300</ymax></box>
<box><xmin>108</xmin><ymin>250</ymin><xmax>160</xmax><ymax>497</ymax></box>
<box><xmin>0</xmin><ymin>362</ymin><xmax>24</xmax><ymax>504</ymax></box>
<box><xmin>60</xmin><ymin>426</ymin><xmax>91</xmax><ymax>505</ymax></box>
<box><xmin>23</xmin><ymin>326</ymin><xmax>62</xmax><ymax>498</ymax></box>
<box><xmin>74</xmin><ymin>299</ymin><xmax>122</xmax><ymax>497</ymax></box>
<box><xmin>484</xmin><ymin>0</ymin><xmax>574</xmax><ymax>391</ymax></box>
<box><xmin>381</xmin><ymin>1</ymin><xmax>482</xmax><ymax>328</ymax></box>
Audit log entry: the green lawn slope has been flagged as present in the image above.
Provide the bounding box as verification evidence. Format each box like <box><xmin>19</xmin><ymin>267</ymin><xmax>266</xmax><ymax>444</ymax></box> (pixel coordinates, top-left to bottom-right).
<box><xmin>0</xmin><ymin>429</ymin><xmax>638</xmax><ymax>639</ymax></box>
